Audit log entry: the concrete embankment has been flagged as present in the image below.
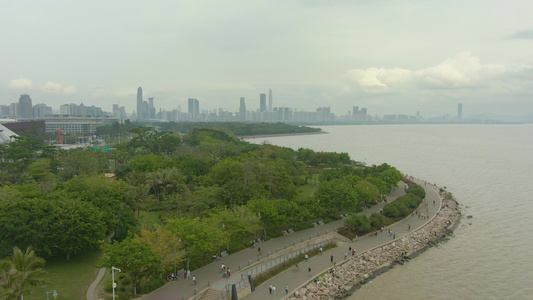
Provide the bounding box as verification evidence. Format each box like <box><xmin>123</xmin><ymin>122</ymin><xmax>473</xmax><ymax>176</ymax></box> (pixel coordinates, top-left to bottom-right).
<box><xmin>291</xmin><ymin>187</ymin><xmax>461</xmax><ymax>300</ymax></box>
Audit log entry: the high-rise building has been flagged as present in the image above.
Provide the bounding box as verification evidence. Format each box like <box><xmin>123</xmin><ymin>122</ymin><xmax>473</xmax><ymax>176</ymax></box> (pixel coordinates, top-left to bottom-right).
<box><xmin>259</xmin><ymin>93</ymin><xmax>267</xmax><ymax>112</ymax></box>
<box><xmin>136</xmin><ymin>87</ymin><xmax>143</xmax><ymax>121</ymax></box>
<box><xmin>148</xmin><ymin>97</ymin><xmax>155</xmax><ymax>119</ymax></box>
<box><xmin>239</xmin><ymin>97</ymin><xmax>246</xmax><ymax>122</ymax></box>
<box><xmin>18</xmin><ymin>94</ymin><xmax>33</xmax><ymax>119</ymax></box>
<box><xmin>352</xmin><ymin>106</ymin><xmax>359</xmax><ymax>120</ymax></box>
<box><xmin>188</xmin><ymin>98</ymin><xmax>199</xmax><ymax>120</ymax></box>
<box><xmin>458</xmin><ymin>103</ymin><xmax>463</xmax><ymax>121</ymax></box>
<box><xmin>268</xmin><ymin>89</ymin><xmax>272</xmax><ymax>112</ymax></box>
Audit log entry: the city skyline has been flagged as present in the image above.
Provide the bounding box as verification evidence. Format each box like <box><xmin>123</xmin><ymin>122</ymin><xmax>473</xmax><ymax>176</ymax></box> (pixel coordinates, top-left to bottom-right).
<box><xmin>1</xmin><ymin>1</ymin><xmax>533</xmax><ymax>120</ymax></box>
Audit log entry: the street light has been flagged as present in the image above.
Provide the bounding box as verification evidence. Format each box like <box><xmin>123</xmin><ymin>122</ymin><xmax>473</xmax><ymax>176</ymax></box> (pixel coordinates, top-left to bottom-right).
<box><xmin>46</xmin><ymin>290</ymin><xmax>58</xmax><ymax>300</ymax></box>
<box><xmin>112</xmin><ymin>267</ymin><xmax>121</xmax><ymax>300</ymax></box>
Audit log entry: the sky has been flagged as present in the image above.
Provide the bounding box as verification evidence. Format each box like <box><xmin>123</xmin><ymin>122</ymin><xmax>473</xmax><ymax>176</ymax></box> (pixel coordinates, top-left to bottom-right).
<box><xmin>1</xmin><ymin>0</ymin><xmax>533</xmax><ymax>119</ymax></box>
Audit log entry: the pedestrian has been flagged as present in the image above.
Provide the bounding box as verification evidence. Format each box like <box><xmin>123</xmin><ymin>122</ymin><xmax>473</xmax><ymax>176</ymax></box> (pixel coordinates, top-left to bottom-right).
<box><xmin>408</xmin><ymin>224</ymin><xmax>411</xmax><ymax>230</ymax></box>
<box><xmin>319</xmin><ymin>247</ymin><xmax>323</xmax><ymax>254</ymax></box>
<box><xmin>227</xmin><ymin>268</ymin><xmax>231</xmax><ymax>277</ymax></box>
<box><xmin>294</xmin><ymin>263</ymin><xmax>299</xmax><ymax>271</ymax></box>
<box><xmin>352</xmin><ymin>248</ymin><xmax>355</xmax><ymax>256</ymax></box>
<box><xmin>192</xmin><ymin>276</ymin><xmax>196</xmax><ymax>285</ymax></box>
<box><xmin>221</xmin><ymin>263</ymin><xmax>225</xmax><ymax>273</ymax></box>
<box><xmin>308</xmin><ymin>267</ymin><xmax>312</xmax><ymax>276</ymax></box>
<box><xmin>269</xmin><ymin>284</ymin><xmax>273</xmax><ymax>294</ymax></box>
<box><xmin>285</xmin><ymin>284</ymin><xmax>289</xmax><ymax>294</ymax></box>
<box><xmin>272</xmin><ymin>285</ymin><xmax>276</xmax><ymax>295</ymax></box>
<box><xmin>330</xmin><ymin>255</ymin><xmax>334</xmax><ymax>263</ymax></box>
<box><xmin>349</xmin><ymin>246</ymin><xmax>352</xmax><ymax>252</ymax></box>
<box><xmin>393</xmin><ymin>234</ymin><xmax>396</xmax><ymax>239</ymax></box>
<box><xmin>344</xmin><ymin>252</ymin><xmax>347</xmax><ymax>259</ymax></box>
<box><xmin>258</xmin><ymin>247</ymin><xmax>262</xmax><ymax>255</ymax></box>
<box><xmin>305</xmin><ymin>254</ymin><xmax>309</xmax><ymax>262</ymax></box>
<box><xmin>186</xmin><ymin>269</ymin><xmax>191</xmax><ymax>280</ymax></box>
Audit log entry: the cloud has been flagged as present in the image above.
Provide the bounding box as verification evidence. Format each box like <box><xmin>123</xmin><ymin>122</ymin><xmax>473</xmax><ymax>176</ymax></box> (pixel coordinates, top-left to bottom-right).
<box><xmin>42</xmin><ymin>82</ymin><xmax>77</xmax><ymax>94</ymax></box>
<box><xmin>344</xmin><ymin>52</ymin><xmax>506</xmax><ymax>91</ymax></box>
<box><xmin>9</xmin><ymin>78</ymin><xmax>33</xmax><ymax>89</ymax></box>
<box><xmin>507</xmin><ymin>29</ymin><xmax>533</xmax><ymax>40</ymax></box>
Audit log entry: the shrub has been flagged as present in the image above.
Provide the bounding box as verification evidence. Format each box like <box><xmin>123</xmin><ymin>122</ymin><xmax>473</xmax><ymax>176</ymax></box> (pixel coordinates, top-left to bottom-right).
<box><xmin>369</xmin><ymin>213</ymin><xmax>387</xmax><ymax>228</ymax></box>
<box><xmin>344</xmin><ymin>214</ymin><xmax>371</xmax><ymax>235</ymax></box>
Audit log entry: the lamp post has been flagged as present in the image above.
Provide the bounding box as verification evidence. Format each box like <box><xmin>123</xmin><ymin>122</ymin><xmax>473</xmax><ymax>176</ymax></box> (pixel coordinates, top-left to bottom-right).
<box><xmin>45</xmin><ymin>290</ymin><xmax>58</xmax><ymax>300</ymax></box>
<box><xmin>112</xmin><ymin>267</ymin><xmax>121</xmax><ymax>300</ymax></box>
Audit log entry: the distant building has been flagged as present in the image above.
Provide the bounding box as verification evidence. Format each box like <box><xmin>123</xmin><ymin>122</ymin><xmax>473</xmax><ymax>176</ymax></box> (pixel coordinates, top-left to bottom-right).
<box><xmin>260</xmin><ymin>93</ymin><xmax>267</xmax><ymax>112</ymax></box>
<box><xmin>137</xmin><ymin>87</ymin><xmax>143</xmax><ymax>121</ymax></box>
<box><xmin>239</xmin><ymin>97</ymin><xmax>246</xmax><ymax>122</ymax></box>
<box><xmin>188</xmin><ymin>98</ymin><xmax>199</xmax><ymax>120</ymax></box>
<box><xmin>458</xmin><ymin>103</ymin><xmax>463</xmax><ymax>121</ymax></box>
<box><xmin>268</xmin><ymin>88</ymin><xmax>272</xmax><ymax>112</ymax></box>
<box><xmin>44</xmin><ymin>115</ymin><xmax>118</xmax><ymax>134</ymax></box>
<box><xmin>18</xmin><ymin>94</ymin><xmax>33</xmax><ymax>119</ymax></box>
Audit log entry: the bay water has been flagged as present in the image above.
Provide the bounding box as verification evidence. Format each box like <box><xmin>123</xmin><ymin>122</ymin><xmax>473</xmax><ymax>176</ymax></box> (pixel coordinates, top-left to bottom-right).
<box><xmin>247</xmin><ymin>124</ymin><xmax>533</xmax><ymax>299</ymax></box>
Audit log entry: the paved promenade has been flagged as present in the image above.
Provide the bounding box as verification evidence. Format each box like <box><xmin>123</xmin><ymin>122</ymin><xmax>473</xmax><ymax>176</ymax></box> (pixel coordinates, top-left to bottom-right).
<box><xmin>140</xmin><ymin>181</ymin><xmax>422</xmax><ymax>300</ymax></box>
<box><xmin>245</xmin><ymin>179</ymin><xmax>441</xmax><ymax>300</ymax></box>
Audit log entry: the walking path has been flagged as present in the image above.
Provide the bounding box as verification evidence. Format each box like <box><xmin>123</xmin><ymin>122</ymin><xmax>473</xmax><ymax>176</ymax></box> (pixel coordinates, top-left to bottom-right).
<box><xmin>87</xmin><ymin>179</ymin><xmax>440</xmax><ymax>300</ymax></box>
<box><xmin>139</xmin><ymin>181</ymin><xmax>410</xmax><ymax>300</ymax></box>
<box><xmin>86</xmin><ymin>267</ymin><xmax>105</xmax><ymax>300</ymax></box>
<box><xmin>245</xmin><ymin>179</ymin><xmax>442</xmax><ymax>300</ymax></box>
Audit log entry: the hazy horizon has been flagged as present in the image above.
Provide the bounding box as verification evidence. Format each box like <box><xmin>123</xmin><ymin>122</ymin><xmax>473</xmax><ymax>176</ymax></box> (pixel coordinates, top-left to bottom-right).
<box><xmin>1</xmin><ymin>1</ymin><xmax>533</xmax><ymax>118</ymax></box>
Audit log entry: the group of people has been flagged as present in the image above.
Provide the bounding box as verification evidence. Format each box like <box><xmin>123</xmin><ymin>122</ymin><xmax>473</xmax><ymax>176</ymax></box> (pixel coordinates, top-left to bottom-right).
<box><xmin>221</xmin><ymin>263</ymin><xmax>231</xmax><ymax>278</ymax></box>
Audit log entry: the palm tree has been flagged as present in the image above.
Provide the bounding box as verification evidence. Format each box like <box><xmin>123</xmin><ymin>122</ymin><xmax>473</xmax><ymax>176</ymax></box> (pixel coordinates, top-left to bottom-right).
<box><xmin>0</xmin><ymin>247</ymin><xmax>48</xmax><ymax>300</ymax></box>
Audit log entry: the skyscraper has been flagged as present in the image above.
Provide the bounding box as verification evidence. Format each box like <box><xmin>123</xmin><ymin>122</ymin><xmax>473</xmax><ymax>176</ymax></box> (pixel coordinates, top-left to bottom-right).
<box><xmin>137</xmin><ymin>87</ymin><xmax>143</xmax><ymax>121</ymax></box>
<box><xmin>18</xmin><ymin>94</ymin><xmax>33</xmax><ymax>119</ymax></box>
<box><xmin>259</xmin><ymin>93</ymin><xmax>267</xmax><ymax>112</ymax></box>
<box><xmin>458</xmin><ymin>103</ymin><xmax>463</xmax><ymax>121</ymax></box>
<box><xmin>188</xmin><ymin>98</ymin><xmax>199</xmax><ymax>120</ymax></box>
<box><xmin>268</xmin><ymin>88</ymin><xmax>272</xmax><ymax>112</ymax></box>
<box><xmin>239</xmin><ymin>97</ymin><xmax>246</xmax><ymax>122</ymax></box>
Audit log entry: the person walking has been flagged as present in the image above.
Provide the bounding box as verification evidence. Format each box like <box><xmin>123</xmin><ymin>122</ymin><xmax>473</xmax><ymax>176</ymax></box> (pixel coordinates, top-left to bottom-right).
<box><xmin>272</xmin><ymin>285</ymin><xmax>276</xmax><ymax>295</ymax></box>
<box><xmin>308</xmin><ymin>267</ymin><xmax>312</xmax><ymax>277</ymax></box>
<box><xmin>285</xmin><ymin>284</ymin><xmax>289</xmax><ymax>295</ymax></box>
<box><xmin>269</xmin><ymin>284</ymin><xmax>273</xmax><ymax>295</ymax></box>
<box><xmin>305</xmin><ymin>254</ymin><xmax>309</xmax><ymax>262</ymax></box>
<box><xmin>330</xmin><ymin>255</ymin><xmax>334</xmax><ymax>263</ymax></box>
<box><xmin>192</xmin><ymin>276</ymin><xmax>196</xmax><ymax>285</ymax></box>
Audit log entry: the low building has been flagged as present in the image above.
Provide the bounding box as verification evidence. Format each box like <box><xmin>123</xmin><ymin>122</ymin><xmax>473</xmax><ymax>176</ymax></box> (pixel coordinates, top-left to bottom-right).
<box><xmin>44</xmin><ymin>114</ymin><xmax>119</xmax><ymax>134</ymax></box>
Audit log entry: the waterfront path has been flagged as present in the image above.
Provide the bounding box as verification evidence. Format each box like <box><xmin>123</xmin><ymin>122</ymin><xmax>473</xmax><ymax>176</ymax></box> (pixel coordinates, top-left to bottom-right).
<box><xmin>244</xmin><ymin>179</ymin><xmax>442</xmax><ymax>300</ymax></box>
<box><xmin>140</xmin><ymin>181</ymin><xmax>415</xmax><ymax>300</ymax></box>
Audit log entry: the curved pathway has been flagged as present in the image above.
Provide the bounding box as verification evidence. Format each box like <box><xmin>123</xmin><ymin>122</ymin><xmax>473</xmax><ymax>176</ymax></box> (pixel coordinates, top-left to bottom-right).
<box><xmin>141</xmin><ymin>182</ymin><xmax>409</xmax><ymax>300</ymax></box>
<box><xmin>86</xmin><ymin>267</ymin><xmax>105</xmax><ymax>300</ymax></box>
<box><xmin>245</xmin><ymin>179</ymin><xmax>442</xmax><ymax>300</ymax></box>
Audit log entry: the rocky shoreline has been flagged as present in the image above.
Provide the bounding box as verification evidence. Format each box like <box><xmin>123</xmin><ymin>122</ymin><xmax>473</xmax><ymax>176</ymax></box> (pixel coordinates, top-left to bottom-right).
<box><xmin>291</xmin><ymin>187</ymin><xmax>461</xmax><ymax>300</ymax></box>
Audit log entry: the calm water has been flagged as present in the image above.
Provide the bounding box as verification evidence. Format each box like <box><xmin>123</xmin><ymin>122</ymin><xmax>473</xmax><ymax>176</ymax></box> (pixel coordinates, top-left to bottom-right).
<box><xmin>247</xmin><ymin>124</ymin><xmax>533</xmax><ymax>299</ymax></box>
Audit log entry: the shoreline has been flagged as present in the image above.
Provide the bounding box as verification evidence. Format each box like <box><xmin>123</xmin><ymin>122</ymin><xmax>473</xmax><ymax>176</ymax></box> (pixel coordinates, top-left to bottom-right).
<box><xmin>290</xmin><ymin>184</ymin><xmax>461</xmax><ymax>299</ymax></box>
<box><xmin>239</xmin><ymin>131</ymin><xmax>327</xmax><ymax>140</ymax></box>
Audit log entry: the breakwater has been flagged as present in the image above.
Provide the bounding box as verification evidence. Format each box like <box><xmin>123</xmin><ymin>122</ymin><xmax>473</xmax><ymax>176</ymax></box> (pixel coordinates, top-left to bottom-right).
<box><xmin>290</xmin><ymin>187</ymin><xmax>461</xmax><ymax>300</ymax></box>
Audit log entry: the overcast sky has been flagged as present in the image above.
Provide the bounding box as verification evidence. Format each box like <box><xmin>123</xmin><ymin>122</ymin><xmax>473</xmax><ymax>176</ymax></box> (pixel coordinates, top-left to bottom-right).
<box><xmin>2</xmin><ymin>0</ymin><xmax>533</xmax><ymax>118</ymax></box>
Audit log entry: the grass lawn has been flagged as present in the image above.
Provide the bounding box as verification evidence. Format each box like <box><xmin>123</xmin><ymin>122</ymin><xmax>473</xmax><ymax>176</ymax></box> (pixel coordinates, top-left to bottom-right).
<box><xmin>25</xmin><ymin>250</ymin><xmax>102</xmax><ymax>300</ymax></box>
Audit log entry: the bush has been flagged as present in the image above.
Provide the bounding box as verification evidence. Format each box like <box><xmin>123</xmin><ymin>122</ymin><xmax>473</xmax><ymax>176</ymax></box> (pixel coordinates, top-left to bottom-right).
<box><xmin>369</xmin><ymin>213</ymin><xmax>387</xmax><ymax>228</ymax></box>
<box><xmin>121</xmin><ymin>276</ymin><xmax>132</xmax><ymax>285</ymax></box>
<box><xmin>344</xmin><ymin>214</ymin><xmax>371</xmax><ymax>235</ymax></box>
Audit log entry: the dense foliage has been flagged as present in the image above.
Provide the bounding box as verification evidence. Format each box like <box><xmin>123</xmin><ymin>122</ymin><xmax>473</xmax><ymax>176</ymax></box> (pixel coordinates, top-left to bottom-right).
<box><xmin>0</xmin><ymin>124</ymin><xmax>406</xmax><ymax>297</ymax></box>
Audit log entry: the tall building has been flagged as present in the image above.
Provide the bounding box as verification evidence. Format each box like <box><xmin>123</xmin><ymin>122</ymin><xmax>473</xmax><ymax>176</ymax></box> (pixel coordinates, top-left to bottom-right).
<box><xmin>188</xmin><ymin>98</ymin><xmax>199</xmax><ymax>120</ymax></box>
<box><xmin>148</xmin><ymin>97</ymin><xmax>155</xmax><ymax>119</ymax></box>
<box><xmin>239</xmin><ymin>97</ymin><xmax>246</xmax><ymax>122</ymax></box>
<box><xmin>458</xmin><ymin>103</ymin><xmax>463</xmax><ymax>121</ymax></box>
<box><xmin>18</xmin><ymin>94</ymin><xmax>33</xmax><ymax>119</ymax></box>
<box><xmin>136</xmin><ymin>87</ymin><xmax>143</xmax><ymax>121</ymax></box>
<box><xmin>268</xmin><ymin>88</ymin><xmax>272</xmax><ymax>112</ymax></box>
<box><xmin>259</xmin><ymin>93</ymin><xmax>267</xmax><ymax>112</ymax></box>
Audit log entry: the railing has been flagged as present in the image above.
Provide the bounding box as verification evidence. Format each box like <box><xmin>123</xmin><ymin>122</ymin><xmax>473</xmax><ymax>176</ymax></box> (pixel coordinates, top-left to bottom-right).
<box><xmin>240</xmin><ymin>241</ymin><xmax>330</xmax><ymax>277</ymax></box>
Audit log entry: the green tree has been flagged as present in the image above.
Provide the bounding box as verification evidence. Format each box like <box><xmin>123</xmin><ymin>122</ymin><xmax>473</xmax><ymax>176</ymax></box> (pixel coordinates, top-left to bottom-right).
<box><xmin>0</xmin><ymin>247</ymin><xmax>48</xmax><ymax>300</ymax></box>
<box><xmin>166</xmin><ymin>217</ymin><xmax>227</xmax><ymax>271</ymax></box>
<box><xmin>344</xmin><ymin>214</ymin><xmax>371</xmax><ymax>235</ymax></box>
<box><xmin>99</xmin><ymin>238</ymin><xmax>161</xmax><ymax>297</ymax></box>
<box><xmin>210</xmin><ymin>206</ymin><xmax>262</xmax><ymax>246</ymax></box>
<box><xmin>247</xmin><ymin>198</ymin><xmax>284</xmax><ymax>237</ymax></box>
<box><xmin>48</xmin><ymin>198</ymin><xmax>106</xmax><ymax>260</ymax></box>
